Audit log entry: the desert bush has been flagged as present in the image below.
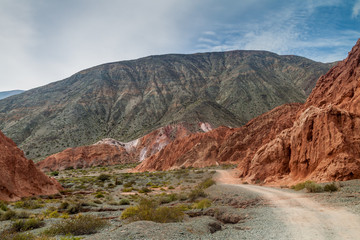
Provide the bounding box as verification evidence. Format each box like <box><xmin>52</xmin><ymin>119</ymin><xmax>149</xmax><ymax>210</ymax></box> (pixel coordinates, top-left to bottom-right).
<box><xmin>95</xmin><ymin>193</ymin><xmax>105</xmax><ymax>198</ymax></box>
<box><xmin>45</xmin><ymin>215</ymin><xmax>108</xmax><ymax>236</ymax></box>
<box><xmin>324</xmin><ymin>183</ymin><xmax>339</xmax><ymax>192</ymax></box>
<box><xmin>138</xmin><ymin>187</ymin><xmax>151</xmax><ymax>193</ymax></box>
<box><xmin>123</xmin><ymin>181</ymin><xmax>135</xmax><ymax>188</ymax></box>
<box><xmin>58</xmin><ymin>201</ymin><xmax>70</xmax><ymax>210</ymax></box>
<box><xmin>122</xmin><ymin>187</ymin><xmax>133</xmax><ymax>192</ymax></box>
<box><xmin>198</xmin><ymin>178</ymin><xmax>216</xmax><ymax>189</ymax></box>
<box><xmin>121</xmin><ymin>197</ymin><xmax>184</xmax><ymax>223</ymax></box>
<box><xmin>0</xmin><ymin>201</ymin><xmax>8</xmax><ymax>211</ymax></box>
<box><xmin>97</xmin><ymin>174</ymin><xmax>111</xmax><ymax>182</ymax></box>
<box><xmin>119</xmin><ymin>199</ymin><xmax>130</xmax><ymax>205</ymax></box>
<box><xmin>14</xmin><ymin>199</ymin><xmax>44</xmax><ymax>209</ymax></box>
<box><xmin>66</xmin><ymin>204</ymin><xmax>82</xmax><ymax>214</ymax></box>
<box><xmin>168</xmin><ymin>186</ymin><xmax>175</xmax><ymax>189</ymax></box>
<box><xmin>291</xmin><ymin>181</ymin><xmax>314</xmax><ymax>191</ymax></box>
<box><xmin>188</xmin><ymin>188</ymin><xmax>206</xmax><ymax>201</ymax></box>
<box><xmin>10</xmin><ymin>218</ymin><xmax>44</xmax><ymax>232</ymax></box>
<box><xmin>0</xmin><ymin>210</ymin><xmax>17</xmax><ymax>221</ymax></box>
<box><xmin>0</xmin><ymin>231</ymin><xmax>37</xmax><ymax>240</ymax></box>
<box><xmin>192</xmin><ymin>199</ymin><xmax>212</xmax><ymax>209</ymax></box>
<box><xmin>305</xmin><ymin>181</ymin><xmax>323</xmax><ymax>193</ymax></box>
<box><xmin>50</xmin><ymin>171</ymin><xmax>59</xmax><ymax>176</ymax></box>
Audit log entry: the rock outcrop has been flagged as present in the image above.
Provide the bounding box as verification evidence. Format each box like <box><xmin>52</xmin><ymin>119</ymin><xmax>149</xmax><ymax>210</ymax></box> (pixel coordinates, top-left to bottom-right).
<box><xmin>36</xmin><ymin>144</ymin><xmax>132</xmax><ymax>172</ymax></box>
<box><xmin>37</xmin><ymin>123</ymin><xmax>193</xmax><ymax>171</ymax></box>
<box><xmin>135</xmin><ymin>103</ymin><xmax>301</xmax><ymax>171</ymax></box>
<box><xmin>238</xmin><ymin>39</ymin><xmax>360</xmax><ymax>184</ymax></box>
<box><xmin>0</xmin><ymin>131</ymin><xmax>62</xmax><ymax>201</ymax></box>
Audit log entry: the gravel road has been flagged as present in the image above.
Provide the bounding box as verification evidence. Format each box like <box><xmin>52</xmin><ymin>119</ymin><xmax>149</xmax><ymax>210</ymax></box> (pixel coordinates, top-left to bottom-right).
<box><xmin>216</xmin><ymin>170</ymin><xmax>360</xmax><ymax>240</ymax></box>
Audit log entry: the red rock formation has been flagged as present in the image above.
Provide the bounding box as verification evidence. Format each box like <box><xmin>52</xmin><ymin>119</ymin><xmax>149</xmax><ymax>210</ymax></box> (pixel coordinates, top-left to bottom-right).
<box><xmin>135</xmin><ymin>103</ymin><xmax>301</xmax><ymax>172</ymax></box>
<box><xmin>239</xmin><ymin>39</ymin><xmax>360</xmax><ymax>184</ymax></box>
<box><xmin>135</xmin><ymin>126</ymin><xmax>236</xmax><ymax>171</ymax></box>
<box><xmin>37</xmin><ymin>144</ymin><xmax>132</xmax><ymax>172</ymax></box>
<box><xmin>37</xmin><ymin>123</ymin><xmax>193</xmax><ymax>172</ymax></box>
<box><xmin>0</xmin><ymin>131</ymin><xmax>62</xmax><ymax>201</ymax></box>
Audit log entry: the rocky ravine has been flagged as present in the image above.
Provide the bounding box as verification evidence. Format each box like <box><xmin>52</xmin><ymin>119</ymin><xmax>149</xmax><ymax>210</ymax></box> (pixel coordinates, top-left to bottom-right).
<box><xmin>137</xmin><ymin>39</ymin><xmax>360</xmax><ymax>185</ymax></box>
<box><xmin>0</xmin><ymin>130</ymin><xmax>62</xmax><ymax>201</ymax></box>
<box><xmin>0</xmin><ymin>50</ymin><xmax>332</xmax><ymax>160</ymax></box>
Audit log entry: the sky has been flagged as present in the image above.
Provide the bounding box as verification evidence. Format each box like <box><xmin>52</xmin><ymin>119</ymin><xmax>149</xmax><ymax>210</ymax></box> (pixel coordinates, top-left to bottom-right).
<box><xmin>0</xmin><ymin>0</ymin><xmax>359</xmax><ymax>92</ymax></box>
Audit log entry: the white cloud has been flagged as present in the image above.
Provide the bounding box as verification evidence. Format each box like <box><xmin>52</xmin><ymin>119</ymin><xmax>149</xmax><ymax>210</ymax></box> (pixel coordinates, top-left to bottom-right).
<box><xmin>352</xmin><ymin>0</ymin><xmax>360</xmax><ymax>18</ymax></box>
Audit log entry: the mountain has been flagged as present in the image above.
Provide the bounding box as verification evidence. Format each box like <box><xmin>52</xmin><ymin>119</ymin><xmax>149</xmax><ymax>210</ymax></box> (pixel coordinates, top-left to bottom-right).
<box><xmin>0</xmin><ymin>90</ymin><xmax>24</xmax><ymax>100</ymax></box>
<box><xmin>0</xmin><ymin>51</ymin><xmax>332</xmax><ymax>160</ymax></box>
<box><xmin>136</xmin><ymin>39</ymin><xmax>360</xmax><ymax>184</ymax></box>
<box><xmin>0</xmin><ymin>130</ymin><xmax>62</xmax><ymax>201</ymax></box>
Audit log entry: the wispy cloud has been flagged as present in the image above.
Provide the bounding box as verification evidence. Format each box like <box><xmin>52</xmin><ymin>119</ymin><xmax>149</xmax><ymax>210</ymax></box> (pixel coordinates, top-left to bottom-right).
<box><xmin>0</xmin><ymin>0</ymin><xmax>359</xmax><ymax>91</ymax></box>
<box><xmin>353</xmin><ymin>0</ymin><xmax>360</xmax><ymax>18</ymax></box>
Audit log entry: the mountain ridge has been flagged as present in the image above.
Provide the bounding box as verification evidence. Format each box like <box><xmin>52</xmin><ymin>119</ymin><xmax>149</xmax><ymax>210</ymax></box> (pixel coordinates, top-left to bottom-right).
<box><xmin>0</xmin><ymin>50</ymin><xmax>333</xmax><ymax>160</ymax></box>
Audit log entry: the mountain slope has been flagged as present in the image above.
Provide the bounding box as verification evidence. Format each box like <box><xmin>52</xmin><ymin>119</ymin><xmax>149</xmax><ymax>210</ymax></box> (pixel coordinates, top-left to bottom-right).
<box><xmin>0</xmin><ymin>90</ymin><xmax>24</xmax><ymax>100</ymax></box>
<box><xmin>0</xmin><ymin>50</ymin><xmax>332</xmax><ymax>160</ymax></box>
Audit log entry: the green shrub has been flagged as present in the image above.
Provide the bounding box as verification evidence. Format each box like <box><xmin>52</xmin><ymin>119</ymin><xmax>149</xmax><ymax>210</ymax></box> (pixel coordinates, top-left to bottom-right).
<box><xmin>192</xmin><ymin>199</ymin><xmax>212</xmax><ymax>209</ymax></box>
<box><xmin>44</xmin><ymin>215</ymin><xmax>107</xmax><ymax>236</ymax></box>
<box><xmin>122</xmin><ymin>187</ymin><xmax>133</xmax><ymax>192</ymax></box>
<box><xmin>292</xmin><ymin>181</ymin><xmax>314</xmax><ymax>191</ymax></box>
<box><xmin>0</xmin><ymin>210</ymin><xmax>17</xmax><ymax>221</ymax></box>
<box><xmin>119</xmin><ymin>199</ymin><xmax>130</xmax><ymax>205</ymax></box>
<box><xmin>120</xmin><ymin>198</ymin><xmax>184</xmax><ymax>223</ymax></box>
<box><xmin>0</xmin><ymin>201</ymin><xmax>8</xmax><ymax>211</ymax></box>
<box><xmin>0</xmin><ymin>232</ymin><xmax>36</xmax><ymax>240</ymax></box>
<box><xmin>305</xmin><ymin>181</ymin><xmax>323</xmax><ymax>193</ymax></box>
<box><xmin>198</xmin><ymin>178</ymin><xmax>216</xmax><ymax>189</ymax></box>
<box><xmin>188</xmin><ymin>188</ymin><xmax>206</xmax><ymax>201</ymax></box>
<box><xmin>10</xmin><ymin>218</ymin><xmax>44</xmax><ymax>232</ymax></box>
<box><xmin>58</xmin><ymin>201</ymin><xmax>70</xmax><ymax>210</ymax></box>
<box><xmin>159</xmin><ymin>193</ymin><xmax>178</xmax><ymax>204</ymax></box>
<box><xmin>14</xmin><ymin>200</ymin><xmax>44</xmax><ymax>209</ymax></box>
<box><xmin>95</xmin><ymin>193</ymin><xmax>105</xmax><ymax>198</ymax></box>
<box><xmin>138</xmin><ymin>187</ymin><xmax>151</xmax><ymax>193</ymax></box>
<box><xmin>66</xmin><ymin>204</ymin><xmax>82</xmax><ymax>214</ymax></box>
<box><xmin>168</xmin><ymin>186</ymin><xmax>175</xmax><ymax>190</ymax></box>
<box><xmin>324</xmin><ymin>183</ymin><xmax>339</xmax><ymax>192</ymax></box>
<box><xmin>97</xmin><ymin>174</ymin><xmax>111</xmax><ymax>182</ymax></box>
<box><xmin>123</xmin><ymin>181</ymin><xmax>135</xmax><ymax>188</ymax></box>
<box><xmin>50</xmin><ymin>171</ymin><xmax>59</xmax><ymax>176</ymax></box>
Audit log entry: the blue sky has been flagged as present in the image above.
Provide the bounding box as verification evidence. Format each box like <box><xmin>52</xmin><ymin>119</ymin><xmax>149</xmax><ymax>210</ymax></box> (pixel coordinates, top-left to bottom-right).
<box><xmin>0</xmin><ymin>0</ymin><xmax>359</xmax><ymax>91</ymax></box>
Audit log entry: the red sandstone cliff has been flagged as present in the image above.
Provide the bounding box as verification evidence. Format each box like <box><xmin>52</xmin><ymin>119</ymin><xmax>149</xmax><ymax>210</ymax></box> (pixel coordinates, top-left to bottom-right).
<box><xmin>238</xmin><ymin>39</ymin><xmax>360</xmax><ymax>184</ymax></box>
<box><xmin>135</xmin><ymin>103</ymin><xmax>301</xmax><ymax>172</ymax></box>
<box><xmin>0</xmin><ymin>131</ymin><xmax>62</xmax><ymax>201</ymax></box>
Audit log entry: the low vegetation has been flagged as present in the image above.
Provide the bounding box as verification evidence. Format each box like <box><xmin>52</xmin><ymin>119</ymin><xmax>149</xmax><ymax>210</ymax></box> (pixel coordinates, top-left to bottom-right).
<box><xmin>121</xmin><ymin>198</ymin><xmax>184</xmax><ymax>223</ymax></box>
<box><xmin>44</xmin><ymin>215</ymin><xmax>108</xmax><ymax>236</ymax></box>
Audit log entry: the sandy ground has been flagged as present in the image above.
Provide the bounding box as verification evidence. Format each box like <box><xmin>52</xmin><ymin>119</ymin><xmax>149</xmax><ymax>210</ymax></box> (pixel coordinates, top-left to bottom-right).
<box><xmin>215</xmin><ymin>170</ymin><xmax>360</xmax><ymax>240</ymax></box>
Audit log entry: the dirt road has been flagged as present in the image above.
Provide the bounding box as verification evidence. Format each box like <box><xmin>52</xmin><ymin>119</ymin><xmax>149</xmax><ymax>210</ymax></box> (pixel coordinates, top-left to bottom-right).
<box><xmin>215</xmin><ymin>170</ymin><xmax>360</xmax><ymax>240</ymax></box>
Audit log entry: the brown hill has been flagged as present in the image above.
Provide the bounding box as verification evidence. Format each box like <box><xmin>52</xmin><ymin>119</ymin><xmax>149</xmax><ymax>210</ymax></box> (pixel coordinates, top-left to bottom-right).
<box><xmin>135</xmin><ymin>103</ymin><xmax>301</xmax><ymax>171</ymax></box>
<box><xmin>37</xmin><ymin>123</ymin><xmax>194</xmax><ymax>172</ymax></box>
<box><xmin>0</xmin><ymin>131</ymin><xmax>62</xmax><ymax>201</ymax></box>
